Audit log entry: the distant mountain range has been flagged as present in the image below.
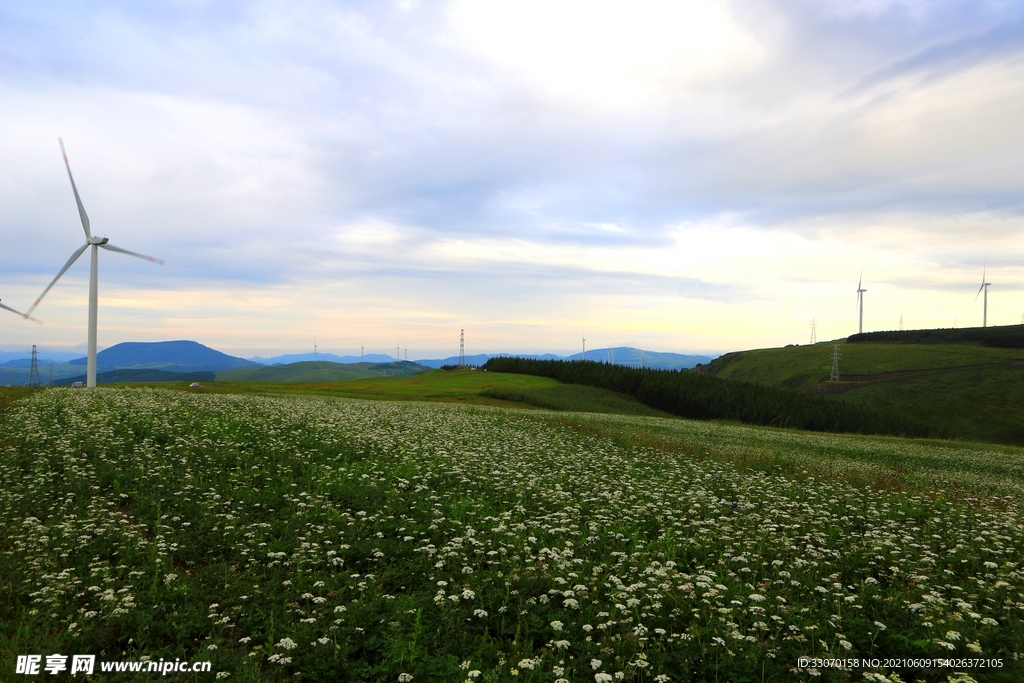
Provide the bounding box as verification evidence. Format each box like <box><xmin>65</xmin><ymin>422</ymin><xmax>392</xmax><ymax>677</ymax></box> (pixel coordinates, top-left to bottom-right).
<box><xmin>249</xmin><ymin>348</ymin><xmax>713</xmax><ymax>370</ymax></box>
<box><xmin>248</xmin><ymin>352</ymin><xmax>399</xmax><ymax>365</ymax></box>
<box><xmin>413</xmin><ymin>348</ymin><xmax>713</xmax><ymax>370</ymax></box>
<box><xmin>0</xmin><ymin>340</ymin><xmax>716</xmax><ymax>385</ymax></box>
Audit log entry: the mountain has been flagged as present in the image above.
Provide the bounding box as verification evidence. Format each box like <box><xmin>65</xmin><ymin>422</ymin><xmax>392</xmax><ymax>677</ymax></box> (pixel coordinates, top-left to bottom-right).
<box><xmin>56</xmin><ymin>369</ymin><xmax>217</xmax><ymax>386</ymax></box>
<box><xmin>2</xmin><ymin>358</ymin><xmax>70</xmax><ymax>369</ymax></box>
<box><xmin>561</xmin><ymin>347</ymin><xmax>714</xmax><ymax>370</ymax></box>
<box><xmin>399</xmin><ymin>348</ymin><xmax>713</xmax><ymax>370</ymax></box>
<box><xmin>248</xmin><ymin>352</ymin><xmax>398</xmax><ymax>365</ymax></box>
<box><xmin>69</xmin><ymin>340</ymin><xmax>259</xmax><ymax>373</ymax></box>
<box><xmin>414</xmin><ymin>354</ymin><xmax>510</xmax><ymax>369</ymax></box>
<box><xmin>0</xmin><ymin>349</ymin><xmax>86</xmax><ymax>364</ymax></box>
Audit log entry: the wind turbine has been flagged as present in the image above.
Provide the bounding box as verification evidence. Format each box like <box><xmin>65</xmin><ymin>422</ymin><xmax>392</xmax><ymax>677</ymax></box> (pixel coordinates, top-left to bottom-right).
<box><xmin>975</xmin><ymin>261</ymin><xmax>991</xmax><ymax>328</ymax></box>
<box><xmin>25</xmin><ymin>138</ymin><xmax>163</xmax><ymax>388</ymax></box>
<box><xmin>582</xmin><ymin>333</ymin><xmax>586</xmax><ymax>361</ymax></box>
<box><xmin>1</xmin><ymin>298</ymin><xmax>41</xmax><ymax>324</ymax></box>
<box><xmin>855</xmin><ymin>272</ymin><xmax>867</xmax><ymax>335</ymax></box>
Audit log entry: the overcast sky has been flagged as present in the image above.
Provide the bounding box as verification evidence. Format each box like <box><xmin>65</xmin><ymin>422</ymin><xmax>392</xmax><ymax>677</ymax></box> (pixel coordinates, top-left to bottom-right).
<box><xmin>2</xmin><ymin>0</ymin><xmax>1022</xmax><ymax>359</ymax></box>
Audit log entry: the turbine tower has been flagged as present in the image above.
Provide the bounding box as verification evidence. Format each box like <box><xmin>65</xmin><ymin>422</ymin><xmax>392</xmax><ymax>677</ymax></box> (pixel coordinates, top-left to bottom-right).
<box><xmin>856</xmin><ymin>272</ymin><xmax>866</xmax><ymax>335</ymax></box>
<box><xmin>975</xmin><ymin>262</ymin><xmax>991</xmax><ymax>328</ymax></box>
<box><xmin>26</xmin><ymin>138</ymin><xmax>163</xmax><ymax>388</ymax></box>
<box><xmin>582</xmin><ymin>333</ymin><xmax>586</xmax><ymax>361</ymax></box>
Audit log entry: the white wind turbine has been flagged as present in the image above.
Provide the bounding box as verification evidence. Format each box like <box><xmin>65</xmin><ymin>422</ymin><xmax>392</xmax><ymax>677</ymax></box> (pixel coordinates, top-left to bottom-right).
<box><xmin>975</xmin><ymin>261</ymin><xmax>991</xmax><ymax>328</ymax></box>
<box><xmin>2</xmin><ymin>298</ymin><xmax>41</xmax><ymax>323</ymax></box>
<box><xmin>855</xmin><ymin>272</ymin><xmax>867</xmax><ymax>335</ymax></box>
<box><xmin>25</xmin><ymin>138</ymin><xmax>164</xmax><ymax>388</ymax></box>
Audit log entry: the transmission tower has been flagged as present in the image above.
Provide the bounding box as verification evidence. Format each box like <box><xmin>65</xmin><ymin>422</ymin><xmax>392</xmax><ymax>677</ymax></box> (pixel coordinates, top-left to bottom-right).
<box><xmin>809</xmin><ymin>317</ymin><xmax>817</xmax><ymax>345</ymax></box>
<box><xmin>28</xmin><ymin>345</ymin><xmax>39</xmax><ymax>388</ymax></box>
<box><xmin>459</xmin><ymin>329</ymin><xmax>465</xmax><ymax>367</ymax></box>
<box><xmin>829</xmin><ymin>344</ymin><xmax>841</xmax><ymax>382</ymax></box>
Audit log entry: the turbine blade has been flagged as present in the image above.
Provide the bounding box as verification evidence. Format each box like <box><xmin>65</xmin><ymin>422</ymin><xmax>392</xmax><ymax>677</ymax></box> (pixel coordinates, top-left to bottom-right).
<box><xmin>25</xmin><ymin>242</ymin><xmax>90</xmax><ymax>317</ymax></box>
<box><xmin>0</xmin><ymin>301</ymin><xmax>42</xmax><ymax>323</ymax></box>
<box><xmin>58</xmin><ymin>138</ymin><xmax>91</xmax><ymax>239</ymax></box>
<box><xmin>975</xmin><ymin>282</ymin><xmax>984</xmax><ymax>302</ymax></box>
<box><xmin>99</xmin><ymin>242</ymin><xmax>165</xmax><ymax>265</ymax></box>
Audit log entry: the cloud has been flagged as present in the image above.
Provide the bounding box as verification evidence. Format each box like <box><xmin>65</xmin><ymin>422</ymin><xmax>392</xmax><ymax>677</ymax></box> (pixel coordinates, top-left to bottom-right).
<box><xmin>2</xmin><ymin>0</ymin><xmax>1023</xmax><ymax>354</ymax></box>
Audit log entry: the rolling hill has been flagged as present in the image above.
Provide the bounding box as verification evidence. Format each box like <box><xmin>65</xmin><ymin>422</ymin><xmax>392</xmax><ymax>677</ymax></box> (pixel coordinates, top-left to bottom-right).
<box><xmin>214</xmin><ymin>360</ymin><xmax>427</xmax><ymax>383</ymax></box>
<box><xmin>704</xmin><ymin>326</ymin><xmax>1024</xmax><ymax>444</ymax></box>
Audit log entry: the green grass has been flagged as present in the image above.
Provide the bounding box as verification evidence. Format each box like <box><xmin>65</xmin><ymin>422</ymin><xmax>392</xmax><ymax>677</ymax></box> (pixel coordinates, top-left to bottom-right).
<box><xmin>707</xmin><ymin>342</ymin><xmax>1024</xmax><ymax>445</ymax></box>
<box><xmin>1</xmin><ymin>389</ymin><xmax>1022</xmax><ymax>682</ymax></box>
<box><xmin>837</xmin><ymin>363</ymin><xmax>1024</xmax><ymax>446</ymax></box>
<box><xmin>133</xmin><ymin>368</ymin><xmax>661</xmax><ymax>417</ymax></box>
<box><xmin>710</xmin><ymin>342</ymin><xmax>1024</xmax><ymax>391</ymax></box>
<box><xmin>548</xmin><ymin>410</ymin><xmax>1024</xmax><ymax>501</ymax></box>
<box><xmin>181</xmin><ymin>368</ymin><xmax>562</xmax><ymax>406</ymax></box>
<box><xmin>214</xmin><ymin>360</ymin><xmax>425</xmax><ymax>383</ymax></box>
<box><xmin>479</xmin><ymin>384</ymin><xmax>669</xmax><ymax>416</ymax></box>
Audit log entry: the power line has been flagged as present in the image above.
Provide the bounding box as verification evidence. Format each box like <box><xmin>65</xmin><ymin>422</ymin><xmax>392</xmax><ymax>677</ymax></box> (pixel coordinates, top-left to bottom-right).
<box><xmin>28</xmin><ymin>345</ymin><xmax>39</xmax><ymax>388</ymax></box>
<box><xmin>829</xmin><ymin>344</ymin><xmax>841</xmax><ymax>382</ymax></box>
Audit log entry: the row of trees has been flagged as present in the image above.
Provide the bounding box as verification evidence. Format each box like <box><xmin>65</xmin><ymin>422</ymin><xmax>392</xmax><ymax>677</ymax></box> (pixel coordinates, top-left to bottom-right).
<box><xmin>482</xmin><ymin>357</ymin><xmax>937</xmax><ymax>438</ymax></box>
<box><xmin>849</xmin><ymin>324</ymin><xmax>1024</xmax><ymax>347</ymax></box>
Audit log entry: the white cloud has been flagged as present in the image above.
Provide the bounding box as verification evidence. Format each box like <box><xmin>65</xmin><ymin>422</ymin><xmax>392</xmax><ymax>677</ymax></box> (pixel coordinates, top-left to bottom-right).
<box><xmin>1</xmin><ymin>1</ymin><xmax>1022</xmax><ymax>356</ymax></box>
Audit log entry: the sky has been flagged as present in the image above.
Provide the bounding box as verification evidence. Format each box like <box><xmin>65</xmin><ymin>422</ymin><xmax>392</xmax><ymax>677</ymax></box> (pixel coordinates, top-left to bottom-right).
<box><xmin>1</xmin><ymin>0</ymin><xmax>1023</xmax><ymax>359</ymax></box>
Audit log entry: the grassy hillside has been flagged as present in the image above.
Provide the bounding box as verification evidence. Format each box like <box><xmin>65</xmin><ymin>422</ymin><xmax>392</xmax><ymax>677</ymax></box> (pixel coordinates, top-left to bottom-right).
<box><xmin>2</xmin><ymin>389</ymin><xmax>1021</xmax><ymax>682</ymax></box>
<box><xmin>479</xmin><ymin>383</ymin><xmax>668</xmax><ymax>416</ymax></box>
<box><xmin>838</xmin><ymin>362</ymin><xmax>1024</xmax><ymax>445</ymax></box>
<box><xmin>485</xmin><ymin>357</ymin><xmax>933</xmax><ymax>438</ymax></box>
<box><xmin>215</xmin><ymin>360</ymin><xmax>426</xmax><ymax>382</ymax></box>
<box><xmin>180</xmin><ymin>368</ymin><xmax>663</xmax><ymax>416</ymax></box>
<box><xmin>709</xmin><ymin>341</ymin><xmax>1024</xmax><ymax>390</ymax></box>
<box><xmin>706</xmin><ymin>340</ymin><xmax>1024</xmax><ymax>445</ymax></box>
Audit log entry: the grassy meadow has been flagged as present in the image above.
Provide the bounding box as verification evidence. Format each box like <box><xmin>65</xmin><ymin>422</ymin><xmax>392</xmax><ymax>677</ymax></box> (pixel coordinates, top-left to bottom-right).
<box><xmin>2</xmin><ymin>387</ymin><xmax>1022</xmax><ymax>682</ymax></box>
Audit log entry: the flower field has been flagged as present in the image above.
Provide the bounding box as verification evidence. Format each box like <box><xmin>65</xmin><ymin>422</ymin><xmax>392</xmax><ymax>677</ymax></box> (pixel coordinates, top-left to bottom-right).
<box><xmin>1</xmin><ymin>388</ymin><xmax>1022</xmax><ymax>682</ymax></box>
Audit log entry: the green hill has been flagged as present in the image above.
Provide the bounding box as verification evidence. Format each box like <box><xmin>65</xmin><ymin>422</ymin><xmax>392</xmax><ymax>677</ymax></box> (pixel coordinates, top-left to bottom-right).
<box><xmin>705</xmin><ymin>331</ymin><xmax>1024</xmax><ymax>445</ymax></box>
<box><xmin>214</xmin><ymin>360</ymin><xmax>426</xmax><ymax>383</ymax></box>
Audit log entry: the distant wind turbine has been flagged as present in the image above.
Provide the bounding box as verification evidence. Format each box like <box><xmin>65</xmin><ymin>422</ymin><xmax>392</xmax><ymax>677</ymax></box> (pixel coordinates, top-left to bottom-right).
<box><xmin>582</xmin><ymin>333</ymin><xmax>586</xmax><ymax>361</ymax></box>
<box><xmin>25</xmin><ymin>138</ymin><xmax>164</xmax><ymax>388</ymax></box>
<box><xmin>975</xmin><ymin>261</ymin><xmax>991</xmax><ymax>328</ymax></box>
<box><xmin>1</xmin><ymin>298</ymin><xmax>41</xmax><ymax>324</ymax></box>
<box><xmin>856</xmin><ymin>272</ymin><xmax>867</xmax><ymax>335</ymax></box>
